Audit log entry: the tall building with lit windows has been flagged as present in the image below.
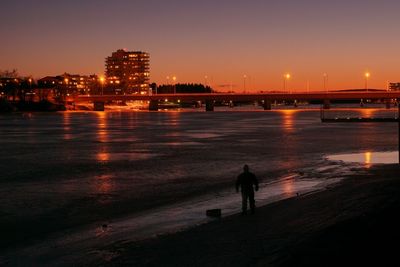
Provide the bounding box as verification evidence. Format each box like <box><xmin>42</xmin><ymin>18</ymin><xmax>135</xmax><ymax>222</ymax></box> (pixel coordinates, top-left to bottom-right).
<box><xmin>105</xmin><ymin>49</ymin><xmax>150</xmax><ymax>94</ymax></box>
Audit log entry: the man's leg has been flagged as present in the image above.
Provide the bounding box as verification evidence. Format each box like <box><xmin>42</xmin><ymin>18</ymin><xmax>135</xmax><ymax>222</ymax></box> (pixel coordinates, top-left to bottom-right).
<box><xmin>241</xmin><ymin>192</ymin><xmax>248</xmax><ymax>214</ymax></box>
<box><xmin>249</xmin><ymin>191</ymin><xmax>255</xmax><ymax>214</ymax></box>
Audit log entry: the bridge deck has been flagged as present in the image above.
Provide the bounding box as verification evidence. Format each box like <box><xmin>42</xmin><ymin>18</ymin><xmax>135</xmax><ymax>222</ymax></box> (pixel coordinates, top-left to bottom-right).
<box><xmin>72</xmin><ymin>91</ymin><xmax>400</xmax><ymax>103</ymax></box>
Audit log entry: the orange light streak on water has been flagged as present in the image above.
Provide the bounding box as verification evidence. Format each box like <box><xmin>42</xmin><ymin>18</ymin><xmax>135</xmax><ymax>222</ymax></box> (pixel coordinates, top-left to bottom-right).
<box><xmin>96</xmin><ymin>174</ymin><xmax>113</xmax><ymax>195</ymax></box>
<box><xmin>364</xmin><ymin>151</ymin><xmax>372</xmax><ymax>168</ymax></box>
<box><xmin>282</xmin><ymin>177</ymin><xmax>294</xmax><ymax>196</ymax></box>
<box><xmin>63</xmin><ymin>112</ymin><xmax>72</xmax><ymax>140</ymax></box>
<box><xmin>96</xmin><ymin>112</ymin><xmax>110</xmax><ymax>163</ymax></box>
<box><xmin>359</xmin><ymin>108</ymin><xmax>378</xmax><ymax>118</ymax></box>
<box><xmin>278</xmin><ymin>109</ymin><xmax>297</xmax><ymax>132</ymax></box>
<box><xmin>96</xmin><ymin>112</ymin><xmax>109</xmax><ymax>143</ymax></box>
<box><xmin>96</xmin><ymin>152</ymin><xmax>110</xmax><ymax>162</ymax></box>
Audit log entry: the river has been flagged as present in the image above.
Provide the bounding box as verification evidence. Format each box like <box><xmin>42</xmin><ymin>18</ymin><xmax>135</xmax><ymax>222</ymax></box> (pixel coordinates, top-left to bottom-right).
<box><xmin>0</xmin><ymin>107</ymin><xmax>398</xmax><ymax>265</ymax></box>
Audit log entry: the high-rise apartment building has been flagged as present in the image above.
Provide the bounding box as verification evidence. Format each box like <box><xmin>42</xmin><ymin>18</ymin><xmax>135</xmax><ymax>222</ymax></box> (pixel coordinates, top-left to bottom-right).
<box><xmin>105</xmin><ymin>49</ymin><xmax>150</xmax><ymax>94</ymax></box>
<box><xmin>389</xmin><ymin>83</ymin><xmax>400</xmax><ymax>91</ymax></box>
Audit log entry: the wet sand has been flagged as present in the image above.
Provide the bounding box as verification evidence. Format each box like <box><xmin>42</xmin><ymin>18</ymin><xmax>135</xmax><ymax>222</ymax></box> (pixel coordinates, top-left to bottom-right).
<box><xmin>97</xmin><ymin>164</ymin><xmax>400</xmax><ymax>266</ymax></box>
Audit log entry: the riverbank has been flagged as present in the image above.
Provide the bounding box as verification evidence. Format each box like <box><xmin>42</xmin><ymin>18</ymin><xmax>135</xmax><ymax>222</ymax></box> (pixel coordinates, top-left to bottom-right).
<box><xmin>98</xmin><ymin>164</ymin><xmax>400</xmax><ymax>266</ymax></box>
<box><xmin>0</xmin><ymin>99</ymin><xmax>65</xmax><ymax>112</ymax></box>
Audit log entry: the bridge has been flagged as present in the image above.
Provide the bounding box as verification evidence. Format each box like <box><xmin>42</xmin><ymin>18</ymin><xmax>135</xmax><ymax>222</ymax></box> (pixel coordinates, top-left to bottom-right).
<box><xmin>71</xmin><ymin>91</ymin><xmax>400</xmax><ymax>111</ymax></box>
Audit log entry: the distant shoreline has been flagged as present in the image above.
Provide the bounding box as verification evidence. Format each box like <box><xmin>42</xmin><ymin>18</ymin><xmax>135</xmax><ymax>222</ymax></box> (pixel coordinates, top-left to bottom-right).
<box><xmin>0</xmin><ymin>99</ymin><xmax>66</xmax><ymax>112</ymax></box>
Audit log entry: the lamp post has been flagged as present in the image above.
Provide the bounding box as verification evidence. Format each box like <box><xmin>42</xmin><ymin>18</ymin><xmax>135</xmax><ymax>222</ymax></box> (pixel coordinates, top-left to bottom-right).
<box><xmin>64</xmin><ymin>78</ymin><xmax>69</xmax><ymax>99</ymax></box>
<box><xmin>323</xmin><ymin>73</ymin><xmax>328</xmax><ymax>93</ymax></box>
<box><xmin>172</xmin><ymin>76</ymin><xmax>177</xmax><ymax>94</ymax></box>
<box><xmin>243</xmin><ymin>75</ymin><xmax>247</xmax><ymax>93</ymax></box>
<box><xmin>99</xmin><ymin>76</ymin><xmax>105</xmax><ymax>95</ymax></box>
<box><xmin>365</xmin><ymin>72</ymin><xmax>370</xmax><ymax>91</ymax></box>
<box><xmin>283</xmin><ymin>73</ymin><xmax>291</xmax><ymax>93</ymax></box>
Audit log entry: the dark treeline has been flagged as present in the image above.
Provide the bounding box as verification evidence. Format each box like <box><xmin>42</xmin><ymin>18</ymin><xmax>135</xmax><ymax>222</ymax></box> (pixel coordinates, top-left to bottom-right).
<box><xmin>0</xmin><ymin>69</ymin><xmax>37</xmax><ymax>102</ymax></box>
<box><xmin>156</xmin><ymin>83</ymin><xmax>214</xmax><ymax>94</ymax></box>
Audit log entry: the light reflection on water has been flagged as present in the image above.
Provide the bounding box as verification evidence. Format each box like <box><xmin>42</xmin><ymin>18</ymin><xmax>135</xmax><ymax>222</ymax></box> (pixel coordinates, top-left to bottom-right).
<box><xmin>96</xmin><ymin>174</ymin><xmax>114</xmax><ymax>196</ymax></box>
<box><xmin>282</xmin><ymin>176</ymin><xmax>294</xmax><ymax>196</ymax></box>
<box><xmin>95</xmin><ymin>152</ymin><xmax>158</xmax><ymax>162</ymax></box>
<box><xmin>96</xmin><ymin>152</ymin><xmax>110</xmax><ymax>162</ymax></box>
<box><xmin>328</xmin><ymin>151</ymin><xmax>398</xmax><ymax>165</ymax></box>
<box><xmin>96</xmin><ymin>112</ymin><xmax>108</xmax><ymax>143</ymax></box>
<box><xmin>278</xmin><ymin>109</ymin><xmax>297</xmax><ymax>132</ymax></box>
<box><xmin>63</xmin><ymin>112</ymin><xmax>72</xmax><ymax>140</ymax></box>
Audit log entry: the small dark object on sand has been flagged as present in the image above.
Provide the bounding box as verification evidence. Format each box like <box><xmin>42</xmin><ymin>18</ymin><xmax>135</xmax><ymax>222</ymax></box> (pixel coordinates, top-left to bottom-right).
<box><xmin>206</xmin><ymin>209</ymin><xmax>221</xmax><ymax>217</ymax></box>
<box><xmin>102</xmin><ymin>224</ymin><xmax>108</xmax><ymax>228</ymax></box>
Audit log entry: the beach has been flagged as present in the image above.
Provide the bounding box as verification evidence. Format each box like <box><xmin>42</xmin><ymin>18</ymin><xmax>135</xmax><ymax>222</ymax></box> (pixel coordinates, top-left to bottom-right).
<box><xmin>98</xmin><ymin>164</ymin><xmax>400</xmax><ymax>266</ymax></box>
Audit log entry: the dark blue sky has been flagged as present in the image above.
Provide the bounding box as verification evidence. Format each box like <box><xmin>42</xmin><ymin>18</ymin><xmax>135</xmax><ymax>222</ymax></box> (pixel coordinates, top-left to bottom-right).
<box><xmin>1</xmin><ymin>0</ymin><xmax>400</xmax><ymax>90</ymax></box>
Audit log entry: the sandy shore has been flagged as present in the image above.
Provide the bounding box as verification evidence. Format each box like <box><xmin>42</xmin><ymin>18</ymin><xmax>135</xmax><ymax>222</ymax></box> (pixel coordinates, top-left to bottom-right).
<box><xmin>90</xmin><ymin>164</ymin><xmax>400</xmax><ymax>266</ymax></box>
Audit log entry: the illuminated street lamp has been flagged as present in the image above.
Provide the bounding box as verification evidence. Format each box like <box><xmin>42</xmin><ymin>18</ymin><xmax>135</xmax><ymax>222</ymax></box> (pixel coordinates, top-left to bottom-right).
<box><xmin>243</xmin><ymin>75</ymin><xmax>247</xmax><ymax>93</ymax></box>
<box><xmin>64</xmin><ymin>78</ymin><xmax>69</xmax><ymax>99</ymax></box>
<box><xmin>365</xmin><ymin>72</ymin><xmax>370</xmax><ymax>91</ymax></box>
<box><xmin>283</xmin><ymin>73</ymin><xmax>291</xmax><ymax>93</ymax></box>
<box><xmin>99</xmin><ymin>76</ymin><xmax>105</xmax><ymax>95</ymax></box>
<box><xmin>323</xmin><ymin>73</ymin><xmax>328</xmax><ymax>93</ymax></box>
<box><xmin>172</xmin><ymin>76</ymin><xmax>177</xmax><ymax>94</ymax></box>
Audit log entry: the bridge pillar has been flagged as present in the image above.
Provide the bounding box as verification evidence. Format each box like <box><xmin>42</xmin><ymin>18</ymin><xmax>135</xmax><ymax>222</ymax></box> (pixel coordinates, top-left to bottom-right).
<box><xmin>263</xmin><ymin>100</ymin><xmax>272</xmax><ymax>110</ymax></box>
<box><xmin>93</xmin><ymin>101</ymin><xmax>105</xmax><ymax>111</ymax></box>
<box><xmin>385</xmin><ymin>99</ymin><xmax>391</xmax><ymax>109</ymax></box>
<box><xmin>323</xmin><ymin>99</ymin><xmax>330</xmax><ymax>109</ymax></box>
<box><xmin>205</xmin><ymin>100</ymin><xmax>214</xmax><ymax>111</ymax></box>
<box><xmin>149</xmin><ymin>100</ymin><xmax>159</xmax><ymax>111</ymax></box>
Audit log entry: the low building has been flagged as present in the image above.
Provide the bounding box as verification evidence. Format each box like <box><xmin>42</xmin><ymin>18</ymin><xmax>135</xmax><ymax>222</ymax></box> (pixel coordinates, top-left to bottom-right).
<box><xmin>38</xmin><ymin>73</ymin><xmax>100</xmax><ymax>95</ymax></box>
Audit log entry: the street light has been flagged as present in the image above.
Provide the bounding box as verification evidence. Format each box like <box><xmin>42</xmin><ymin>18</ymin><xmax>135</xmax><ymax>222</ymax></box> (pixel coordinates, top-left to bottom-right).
<box><xmin>172</xmin><ymin>76</ymin><xmax>177</xmax><ymax>94</ymax></box>
<box><xmin>64</xmin><ymin>78</ymin><xmax>69</xmax><ymax>99</ymax></box>
<box><xmin>323</xmin><ymin>73</ymin><xmax>328</xmax><ymax>93</ymax></box>
<box><xmin>99</xmin><ymin>76</ymin><xmax>105</xmax><ymax>95</ymax></box>
<box><xmin>243</xmin><ymin>75</ymin><xmax>247</xmax><ymax>93</ymax></box>
<box><xmin>365</xmin><ymin>72</ymin><xmax>370</xmax><ymax>91</ymax></box>
<box><xmin>283</xmin><ymin>73</ymin><xmax>291</xmax><ymax>93</ymax></box>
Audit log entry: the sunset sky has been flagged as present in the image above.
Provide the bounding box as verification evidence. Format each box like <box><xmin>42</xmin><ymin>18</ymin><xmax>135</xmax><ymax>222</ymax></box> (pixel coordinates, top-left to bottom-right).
<box><xmin>1</xmin><ymin>0</ymin><xmax>400</xmax><ymax>91</ymax></box>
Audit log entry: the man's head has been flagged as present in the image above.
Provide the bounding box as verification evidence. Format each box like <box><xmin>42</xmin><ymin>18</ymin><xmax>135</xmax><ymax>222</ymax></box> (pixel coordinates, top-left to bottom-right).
<box><xmin>243</xmin><ymin>164</ymin><xmax>249</xmax><ymax>172</ymax></box>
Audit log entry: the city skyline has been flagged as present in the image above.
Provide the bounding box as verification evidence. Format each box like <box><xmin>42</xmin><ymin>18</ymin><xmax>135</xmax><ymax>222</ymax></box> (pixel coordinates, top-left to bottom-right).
<box><xmin>1</xmin><ymin>0</ymin><xmax>400</xmax><ymax>91</ymax></box>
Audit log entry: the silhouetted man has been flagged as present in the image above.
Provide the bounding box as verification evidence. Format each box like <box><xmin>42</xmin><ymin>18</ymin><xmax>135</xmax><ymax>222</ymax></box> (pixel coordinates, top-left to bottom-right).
<box><xmin>236</xmin><ymin>164</ymin><xmax>259</xmax><ymax>215</ymax></box>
